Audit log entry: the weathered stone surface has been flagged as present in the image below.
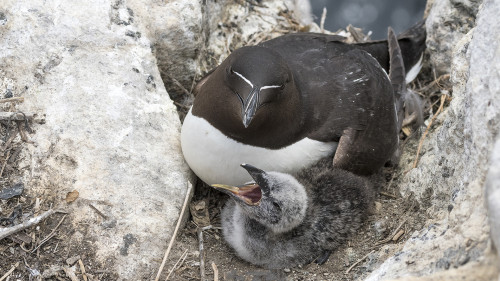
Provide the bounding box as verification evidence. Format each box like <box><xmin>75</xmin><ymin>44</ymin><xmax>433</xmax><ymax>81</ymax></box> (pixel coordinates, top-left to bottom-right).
<box><xmin>487</xmin><ymin>138</ymin><xmax>500</xmax><ymax>257</ymax></box>
<box><xmin>366</xmin><ymin>0</ymin><xmax>500</xmax><ymax>279</ymax></box>
<box><xmin>128</xmin><ymin>0</ymin><xmax>203</xmax><ymax>102</ymax></box>
<box><xmin>425</xmin><ymin>0</ymin><xmax>482</xmax><ymax>75</ymax></box>
<box><xmin>198</xmin><ymin>0</ymin><xmax>316</xmax><ymax>74</ymax></box>
<box><xmin>0</xmin><ymin>0</ymin><xmax>191</xmax><ymax>279</ymax></box>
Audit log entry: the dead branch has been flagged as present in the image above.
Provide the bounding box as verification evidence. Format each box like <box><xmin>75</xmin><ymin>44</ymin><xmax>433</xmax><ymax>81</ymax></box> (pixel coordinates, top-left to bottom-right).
<box><xmin>320</xmin><ymin>7</ymin><xmax>327</xmax><ymax>33</ymax></box>
<box><xmin>345</xmin><ymin>250</ymin><xmax>375</xmax><ymax>274</ymax></box>
<box><xmin>0</xmin><ymin>262</ymin><xmax>19</xmax><ymax>281</ymax></box>
<box><xmin>88</xmin><ymin>204</ymin><xmax>108</xmax><ymax>220</ymax></box>
<box><xmin>0</xmin><ymin>209</ymin><xmax>56</xmax><ymax>240</ymax></box>
<box><xmin>165</xmin><ymin>249</ymin><xmax>188</xmax><ymax>281</ymax></box>
<box><xmin>374</xmin><ymin>218</ymin><xmax>408</xmax><ymax>247</ymax></box>
<box><xmin>155</xmin><ymin>182</ymin><xmax>193</xmax><ymax>281</ymax></box>
<box><xmin>198</xmin><ymin>225</ymin><xmax>213</xmax><ymax>281</ymax></box>
<box><xmin>211</xmin><ymin>261</ymin><xmax>219</xmax><ymax>281</ymax></box>
<box><xmin>31</xmin><ymin>214</ymin><xmax>67</xmax><ymax>253</ymax></box>
<box><xmin>0</xmin><ymin>150</ymin><xmax>10</xmax><ymax>178</ymax></box>
<box><xmin>78</xmin><ymin>259</ymin><xmax>88</xmax><ymax>281</ymax></box>
<box><xmin>0</xmin><ymin>97</ymin><xmax>24</xmax><ymax>104</ymax></box>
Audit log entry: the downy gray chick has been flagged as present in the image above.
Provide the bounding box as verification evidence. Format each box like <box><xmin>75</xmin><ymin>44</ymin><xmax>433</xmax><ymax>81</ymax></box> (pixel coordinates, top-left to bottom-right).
<box><xmin>212</xmin><ymin>158</ymin><xmax>375</xmax><ymax>269</ymax></box>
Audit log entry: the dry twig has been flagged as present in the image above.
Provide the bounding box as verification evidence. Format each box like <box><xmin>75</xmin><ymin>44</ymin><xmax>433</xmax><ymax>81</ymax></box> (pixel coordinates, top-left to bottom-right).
<box><xmin>392</xmin><ymin>229</ymin><xmax>405</xmax><ymax>241</ymax></box>
<box><xmin>413</xmin><ymin>94</ymin><xmax>447</xmax><ymax>169</ymax></box>
<box><xmin>0</xmin><ymin>209</ymin><xmax>56</xmax><ymax>240</ymax></box>
<box><xmin>198</xmin><ymin>225</ymin><xmax>213</xmax><ymax>281</ymax></box>
<box><xmin>0</xmin><ymin>262</ymin><xmax>19</xmax><ymax>281</ymax></box>
<box><xmin>0</xmin><ymin>150</ymin><xmax>10</xmax><ymax>178</ymax></box>
<box><xmin>345</xmin><ymin>250</ymin><xmax>375</xmax><ymax>274</ymax></box>
<box><xmin>165</xmin><ymin>249</ymin><xmax>188</xmax><ymax>281</ymax></box>
<box><xmin>0</xmin><ymin>97</ymin><xmax>24</xmax><ymax>104</ymax></box>
<box><xmin>320</xmin><ymin>7</ymin><xmax>327</xmax><ymax>33</ymax></box>
<box><xmin>374</xmin><ymin>218</ymin><xmax>408</xmax><ymax>247</ymax></box>
<box><xmin>379</xmin><ymin>191</ymin><xmax>397</xmax><ymax>199</ymax></box>
<box><xmin>89</xmin><ymin>204</ymin><xmax>108</xmax><ymax>219</ymax></box>
<box><xmin>211</xmin><ymin>262</ymin><xmax>219</xmax><ymax>281</ymax></box>
<box><xmin>79</xmin><ymin>259</ymin><xmax>88</xmax><ymax>281</ymax></box>
<box><xmin>31</xmin><ymin>214</ymin><xmax>67</xmax><ymax>253</ymax></box>
<box><xmin>155</xmin><ymin>182</ymin><xmax>193</xmax><ymax>281</ymax></box>
<box><xmin>415</xmin><ymin>74</ymin><xmax>450</xmax><ymax>93</ymax></box>
<box><xmin>166</xmin><ymin>74</ymin><xmax>191</xmax><ymax>97</ymax></box>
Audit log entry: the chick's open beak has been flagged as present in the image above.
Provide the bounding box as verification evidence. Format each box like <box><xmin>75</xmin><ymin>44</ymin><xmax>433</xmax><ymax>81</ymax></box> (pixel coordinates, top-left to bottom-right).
<box><xmin>211</xmin><ymin>183</ymin><xmax>262</xmax><ymax>206</ymax></box>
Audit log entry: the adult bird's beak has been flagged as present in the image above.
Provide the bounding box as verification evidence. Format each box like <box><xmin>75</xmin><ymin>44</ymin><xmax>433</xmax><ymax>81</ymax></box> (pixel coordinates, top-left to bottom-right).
<box><xmin>242</xmin><ymin>87</ymin><xmax>260</xmax><ymax>128</ymax></box>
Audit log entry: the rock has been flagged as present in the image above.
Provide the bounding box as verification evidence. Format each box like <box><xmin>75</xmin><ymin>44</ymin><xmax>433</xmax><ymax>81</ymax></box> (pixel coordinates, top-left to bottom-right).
<box><xmin>127</xmin><ymin>0</ymin><xmax>203</xmax><ymax>103</ymax></box>
<box><xmin>0</xmin><ymin>0</ymin><xmax>191</xmax><ymax>279</ymax></box>
<box><xmin>199</xmin><ymin>0</ymin><xmax>315</xmax><ymax>74</ymax></box>
<box><xmin>366</xmin><ymin>0</ymin><xmax>500</xmax><ymax>280</ymax></box>
<box><xmin>486</xmin><ymin>139</ymin><xmax>500</xmax><ymax>254</ymax></box>
<box><xmin>0</xmin><ymin>182</ymin><xmax>24</xmax><ymax>199</ymax></box>
<box><xmin>41</xmin><ymin>265</ymin><xmax>64</xmax><ymax>278</ymax></box>
<box><xmin>65</xmin><ymin>255</ymin><xmax>81</xmax><ymax>266</ymax></box>
<box><xmin>425</xmin><ymin>0</ymin><xmax>481</xmax><ymax>75</ymax></box>
<box><xmin>374</xmin><ymin>219</ymin><xmax>388</xmax><ymax>237</ymax></box>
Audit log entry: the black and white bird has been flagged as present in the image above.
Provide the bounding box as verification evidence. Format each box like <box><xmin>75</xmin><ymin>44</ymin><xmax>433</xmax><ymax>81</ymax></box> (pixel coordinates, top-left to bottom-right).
<box><xmin>212</xmin><ymin>157</ymin><xmax>375</xmax><ymax>268</ymax></box>
<box><xmin>182</xmin><ymin>22</ymin><xmax>425</xmax><ymax>185</ymax></box>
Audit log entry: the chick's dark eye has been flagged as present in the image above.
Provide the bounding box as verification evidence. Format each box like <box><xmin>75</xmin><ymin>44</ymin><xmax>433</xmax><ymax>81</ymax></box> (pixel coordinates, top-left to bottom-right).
<box><xmin>272</xmin><ymin>201</ymin><xmax>281</xmax><ymax>211</ymax></box>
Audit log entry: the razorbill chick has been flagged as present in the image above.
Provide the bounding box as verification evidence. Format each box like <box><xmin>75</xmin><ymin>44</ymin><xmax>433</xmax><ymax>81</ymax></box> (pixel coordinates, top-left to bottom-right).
<box><xmin>212</xmin><ymin>158</ymin><xmax>375</xmax><ymax>268</ymax></box>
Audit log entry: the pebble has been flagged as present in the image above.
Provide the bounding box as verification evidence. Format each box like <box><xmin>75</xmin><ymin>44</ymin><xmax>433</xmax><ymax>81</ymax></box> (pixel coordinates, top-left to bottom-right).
<box><xmin>284</xmin><ymin>268</ymin><xmax>291</xmax><ymax>273</ymax></box>
<box><xmin>66</xmin><ymin>255</ymin><xmax>81</xmax><ymax>265</ymax></box>
<box><xmin>374</xmin><ymin>219</ymin><xmax>388</xmax><ymax>236</ymax></box>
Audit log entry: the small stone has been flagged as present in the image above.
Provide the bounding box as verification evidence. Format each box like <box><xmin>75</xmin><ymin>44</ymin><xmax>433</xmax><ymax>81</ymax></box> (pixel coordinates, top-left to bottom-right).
<box><xmin>42</xmin><ymin>265</ymin><xmax>63</xmax><ymax>278</ymax></box>
<box><xmin>283</xmin><ymin>268</ymin><xmax>291</xmax><ymax>273</ymax></box>
<box><xmin>374</xmin><ymin>219</ymin><xmax>387</xmax><ymax>236</ymax></box>
<box><xmin>374</xmin><ymin>201</ymin><xmax>383</xmax><ymax>213</ymax></box>
<box><xmin>66</xmin><ymin>255</ymin><xmax>81</xmax><ymax>265</ymax></box>
<box><xmin>0</xmin><ymin>183</ymin><xmax>24</xmax><ymax>200</ymax></box>
<box><xmin>345</xmin><ymin>247</ymin><xmax>356</xmax><ymax>263</ymax></box>
<box><xmin>4</xmin><ymin>89</ymin><xmax>13</xmax><ymax>98</ymax></box>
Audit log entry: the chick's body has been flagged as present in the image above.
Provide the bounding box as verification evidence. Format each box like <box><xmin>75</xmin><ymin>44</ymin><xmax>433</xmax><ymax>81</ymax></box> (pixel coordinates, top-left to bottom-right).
<box><xmin>219</xmin><ymin>158</ymin><xmax>375</xmax><ymax>268</ymax></box>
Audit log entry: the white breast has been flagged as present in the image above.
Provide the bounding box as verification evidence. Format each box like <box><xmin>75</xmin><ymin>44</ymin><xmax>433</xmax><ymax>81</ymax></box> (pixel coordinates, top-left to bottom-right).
<box><xmin>181</xmin><ymin>109</ymin><xmax>337</xmax><ymax>185</ymax></box>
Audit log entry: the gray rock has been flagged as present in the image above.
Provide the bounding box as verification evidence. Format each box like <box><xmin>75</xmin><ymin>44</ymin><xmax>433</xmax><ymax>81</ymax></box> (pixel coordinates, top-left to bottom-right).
<box><xmin>366</xmin><ymin>0</ymin><xmax>500</xmax><ymax>280</ymax></box>
<box><xmin>425</xmin><ymin>0</ymin><xmax>482</xmax><ymax>75</ymax></box>
<box><xmin>0</xmin><ymin>183</ymin><xmax>24</xmax><ymax>199</ymax></box>
<box><xmin>0</xmin><ymin>0</ymin><xmax>191</xmax><ymax>279</ymax></box>
<box><xmin>487</xmin><ymin>139</ymin><xmax>500</xmax><ymax>254</ymax></box>
<box><xmin>127</xmin><ymin>0</ymin><xmax>203</xmax><ymax>101</ymax></box>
